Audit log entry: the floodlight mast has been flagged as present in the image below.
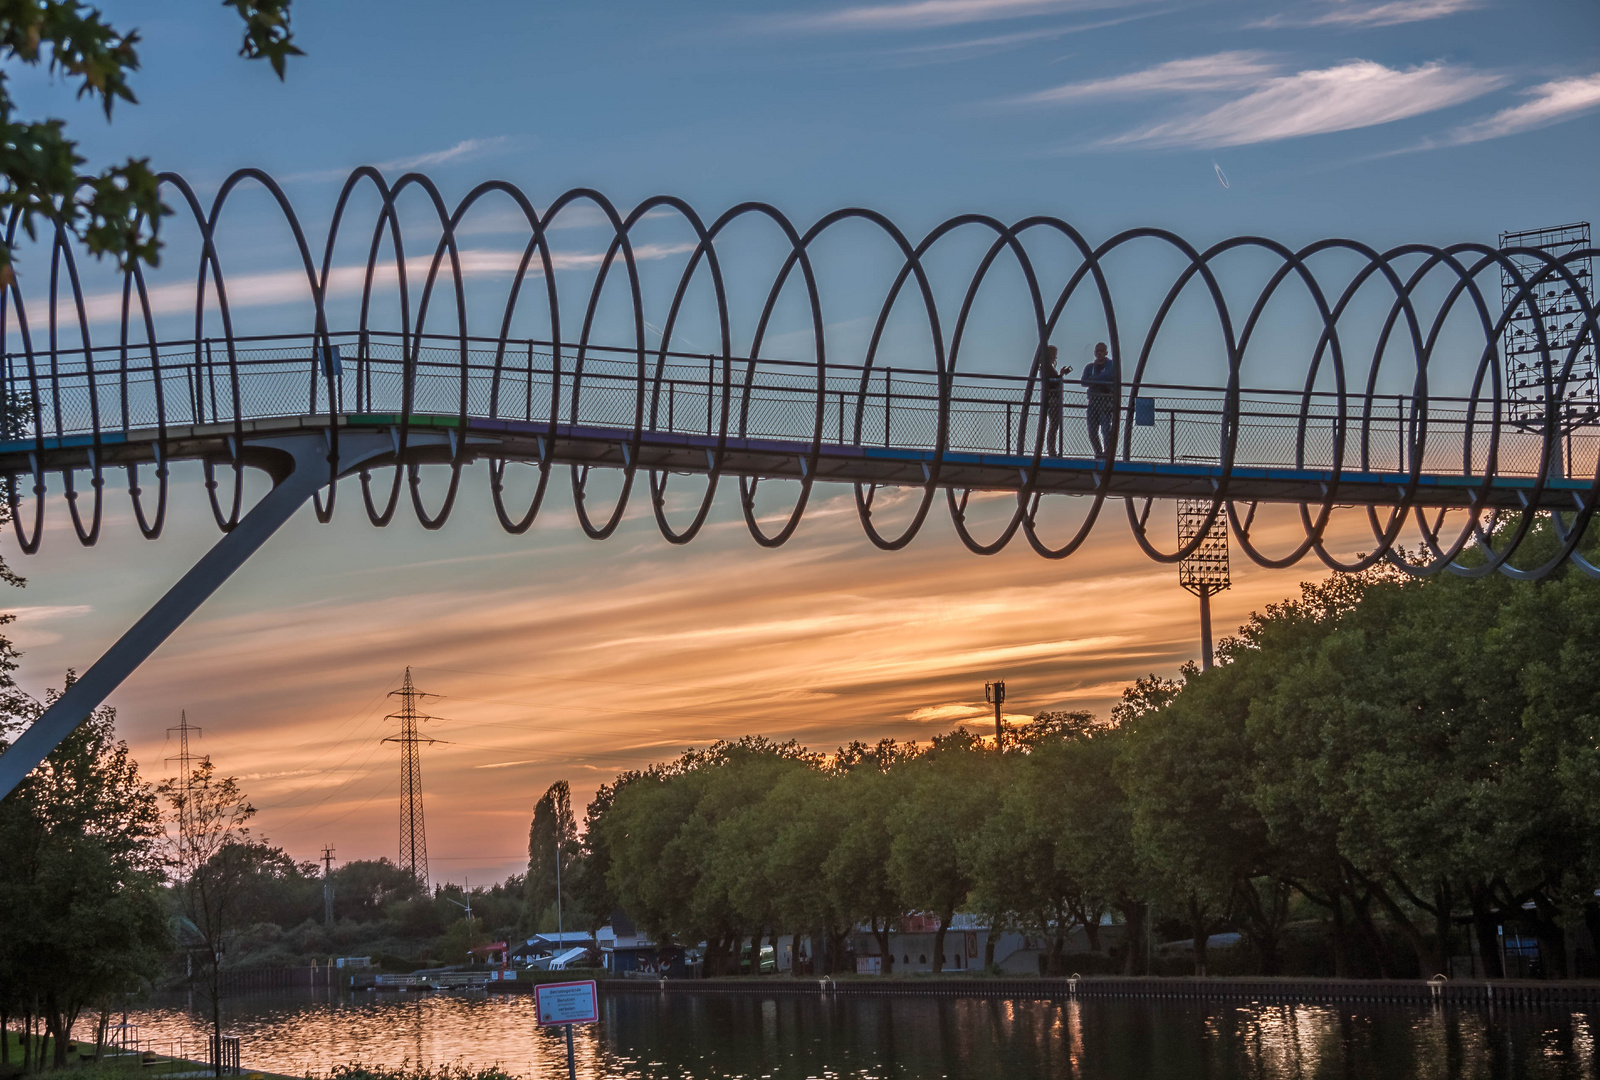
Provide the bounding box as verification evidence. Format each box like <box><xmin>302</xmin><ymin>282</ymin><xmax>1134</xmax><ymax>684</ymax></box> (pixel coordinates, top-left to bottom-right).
<box><xmin>1500</xmin><ymin>222</ymin><xmax>1596</xmax><ymax>479</ymax></box>
<box><xmin>1178</xmin><ymin>500</ymin><xmax>1231</xmax><ymax>671</ymax></box>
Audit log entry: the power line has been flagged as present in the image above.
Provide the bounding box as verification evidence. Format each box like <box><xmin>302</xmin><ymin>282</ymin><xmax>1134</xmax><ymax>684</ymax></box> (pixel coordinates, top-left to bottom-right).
<box><xmin>259</xmin><ymin>733</ymin><xmax>392</xmax><ymax>823</ymax></box>
<box><xmin>417</xmin><ymin>664</ymin><xmax>937</xmax><ymax>700</ymax></box>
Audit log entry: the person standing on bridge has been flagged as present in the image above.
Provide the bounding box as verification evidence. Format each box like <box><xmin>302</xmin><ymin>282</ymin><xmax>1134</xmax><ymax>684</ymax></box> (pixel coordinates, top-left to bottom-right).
<box><xmin>1080</xmin><ymin>341</ymin><xmax>1118</xmax><ymax>459</ymax></box>
<box><xmin>1040</xmin><ymin>345</ymin><xmax>1069</xmax><ymax>456</ymax></box>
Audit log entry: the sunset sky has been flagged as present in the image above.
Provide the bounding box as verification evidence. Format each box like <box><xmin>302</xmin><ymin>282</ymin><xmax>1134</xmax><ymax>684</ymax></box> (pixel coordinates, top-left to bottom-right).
<box><xmin>3</xmin><ymin>0</ymin><xmax>1597</xmax><ymax>887</ymax></box>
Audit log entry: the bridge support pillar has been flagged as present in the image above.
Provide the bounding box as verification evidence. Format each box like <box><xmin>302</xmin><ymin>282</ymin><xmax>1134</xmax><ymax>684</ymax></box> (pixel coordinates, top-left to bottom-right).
<box><xmin>0</xmin><ymin>432</ymin><xmax>392</xmax><ymax>799</ymax></box>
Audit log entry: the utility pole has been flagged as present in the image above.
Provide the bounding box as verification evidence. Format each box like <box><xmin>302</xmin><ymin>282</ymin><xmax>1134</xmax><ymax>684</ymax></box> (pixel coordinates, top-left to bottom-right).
<box><xmin>985</xmin><ymin>680</ymin><xmax>1006</xmax><ymax>748</ymax></box>
<box><xmin>555</xmin><ymin>832</ymin><xmax>564</xmax><ymax>938</ymax></box>
<box><xmin>1177</xmin><ymin>500</ymin><xmax>1231</xmax><ymax>670</ymax></box>
<box><xmin>321</xmin><ymin>846</ymin><xmax>335</xmax><ymax>925</ymax></box>
<box><xmin>383</xmin><ymin>668</ymin><xmax>441</xmax><ymax>890</ymax></box>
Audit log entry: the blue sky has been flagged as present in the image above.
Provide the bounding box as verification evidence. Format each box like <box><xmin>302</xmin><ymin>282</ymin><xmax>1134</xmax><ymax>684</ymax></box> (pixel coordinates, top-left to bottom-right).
<box><xmin>4</xmin><ymin>0</ymin><xmax>1598</xmax><ymax>884</ymax></box>
<box><xmin>28</xmin><ymin>0</ymin><xmax>1596</xmax><ymax>245</ymax></box>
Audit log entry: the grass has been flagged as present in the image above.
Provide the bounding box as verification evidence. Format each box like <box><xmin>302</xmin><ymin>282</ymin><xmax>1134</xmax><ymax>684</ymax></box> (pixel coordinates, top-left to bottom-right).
<box><xmin>1</xmin><ymin>1032</ymin><xmax>291</xmax><ymax>1080</ymax></box>
<box><xmin>1</xmin><ymin>1035</ymin><xmax>527</xmax><ymax>1080</ymax></box>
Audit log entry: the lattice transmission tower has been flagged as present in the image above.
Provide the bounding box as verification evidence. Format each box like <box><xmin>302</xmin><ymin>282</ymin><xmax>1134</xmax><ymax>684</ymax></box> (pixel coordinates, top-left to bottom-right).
<box><xmin>1178</xmin><ymin>500</ymin><xmax>1231</xmax><ymax>670</ymax></box>
<box><xmin>383</xmin><ymin>668</ymin><xmax>440</xmax><ymax>890</ymax></box>
<box><xmin>164</xmin><ymin>711</ymin><xmax>202</xmax><ymax>842</ymax></box>
<box><xmin>164</xmin><ymin>710</ymin><xmax>202</xmax><ymax>780</ymax></box>
<box><xmin>1500</xmin><ymin>222</ymin><xmax>1595</xmax><ymax>476</ymax></box>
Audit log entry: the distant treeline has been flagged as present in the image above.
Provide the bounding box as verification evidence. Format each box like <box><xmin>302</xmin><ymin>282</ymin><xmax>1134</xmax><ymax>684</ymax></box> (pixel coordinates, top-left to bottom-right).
<box><xmin>547</xmin><ymin>531</ymin><xmax>1600</xmax><ymax>980</ymax></box>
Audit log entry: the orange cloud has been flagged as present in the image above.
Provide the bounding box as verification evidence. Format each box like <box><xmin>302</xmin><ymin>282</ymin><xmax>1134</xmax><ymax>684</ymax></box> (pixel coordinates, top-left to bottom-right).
<box><xmin>4</xmin><ymin>464</ymin><xmax>1387</xmax><ymax>885</ymax></box>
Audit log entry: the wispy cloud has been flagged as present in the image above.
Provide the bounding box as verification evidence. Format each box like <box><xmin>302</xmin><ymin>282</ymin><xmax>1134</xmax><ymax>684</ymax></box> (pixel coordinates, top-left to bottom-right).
<box><xmin>1010</xmin><ymin>51</ymin><xmax>1278</xmax><ymax>104</ymax></box>
<box><xmin>1250</xmin><ymin>0</ymin><xmax>1482</xmax><ymax>29</ymax></box>
<box><xmin>1099</xmin><ymin>60</ymin><xmax>1505</xmax><ymax>148</ymax></box>
<box><xmin>881</xmin><ymin>9</ymin><xmax>1165</xmax><ymax>62</ymax></box>
<box><xmin>779</xmin><ymin>0</ymin><xmax>1134</xmax><ymax>32</ymax></box>
<box><xmin>8</xmin><ymin>604</ymin><xmax>93</xmax><ymax>648</ymax></box>
<box><xmin>282</xmin><ymin>137</ymin><xmax>513</xmax><ymax>185</ymax></box>
<box><xmin>904</xmin><ymin>702</ymin><xmax>989</xmax><ymax>724</ymax></box>
<box><xmin>10</xmin><ymin>604</ymin><xmax>93</xmax><ymax>622</ymax></box>
<box><xmin>375</xmin><ymin>138</ymin><xmax>511</xmax><ymax>172</ymax></box>
<box><xmin>1440</xmin><ymin>72</ymin><xmax>1600</xmax><ymax>145</ymax></box>
<box><xmin>51</xmin><ymin>243</ymin><xmax>699</xmax><ymax>324</ymax></box>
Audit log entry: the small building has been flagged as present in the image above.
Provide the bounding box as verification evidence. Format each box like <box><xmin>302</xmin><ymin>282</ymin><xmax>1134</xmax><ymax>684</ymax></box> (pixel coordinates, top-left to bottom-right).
<box><xmin>508</xmin><ymin>932</ymin><xmax>597</xmax><ymax>970</ymax></box>
<box><xmin>849</xmin><ymin>913</ymin><xmax>1124</xmax><ymax>974</ymax></box>
<box><xmin>598</xmin><ymin>912</ymin><xmax>691</xmax><ymax>977</ymax></box>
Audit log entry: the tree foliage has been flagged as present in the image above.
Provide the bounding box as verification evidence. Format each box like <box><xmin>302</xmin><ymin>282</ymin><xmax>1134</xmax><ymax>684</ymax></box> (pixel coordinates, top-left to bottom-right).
<box><xmin>0</xmin><ymin>1</ymin><xmax>300</xmax><ymax>279</ymax></box>
<box><xmin>0</xmin><ymin>689</ymin><xmax>167</xmax><ymax>1069</ymax></box>
<box><xmin>567</xmin><ymin>524</ymin><xmax>1600</xmax><ymax>982</ymax></box>
<box><xmin>159</xmin><ymin>758</ymin><xmax>255</xmax><ymax>1075</ymax></box>
<box><xmin>524</xmin><ymin>780</ymin><xmax>578</xmax><ymax>932</ymax></box>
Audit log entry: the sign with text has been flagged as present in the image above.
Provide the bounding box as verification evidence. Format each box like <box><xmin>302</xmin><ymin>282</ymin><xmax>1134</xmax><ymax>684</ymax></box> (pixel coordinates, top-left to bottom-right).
<box><xmin>534</xmin><ymin>980</ymin><xmax>599</xmax><ymax>1026</ymax></box>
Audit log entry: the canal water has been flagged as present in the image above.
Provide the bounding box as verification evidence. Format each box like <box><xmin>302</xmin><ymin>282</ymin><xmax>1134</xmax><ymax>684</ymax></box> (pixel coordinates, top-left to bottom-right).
<box><xmin>105</xmin><ymin>988</ymin><xmax>1597</xmax><ymax>1079</ymax></box>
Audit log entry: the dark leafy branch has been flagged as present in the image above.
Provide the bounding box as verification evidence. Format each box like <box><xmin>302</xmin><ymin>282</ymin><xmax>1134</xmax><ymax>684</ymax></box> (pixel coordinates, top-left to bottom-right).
<box><xmin>0</xmin><ymin>1</ymin><xmax>299</xmax><ymax>280</ymax></box>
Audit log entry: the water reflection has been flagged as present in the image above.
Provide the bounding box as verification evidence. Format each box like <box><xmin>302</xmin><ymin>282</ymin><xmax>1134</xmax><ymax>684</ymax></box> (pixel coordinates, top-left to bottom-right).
<box><xmin>98</xmin><ymin>989</ymin><xmax>1600</xmax><ymax>1079</ymax></box>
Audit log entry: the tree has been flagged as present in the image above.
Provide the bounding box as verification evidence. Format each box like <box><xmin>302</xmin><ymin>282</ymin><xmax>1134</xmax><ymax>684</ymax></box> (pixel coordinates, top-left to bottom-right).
<box><xmin>0</xmin><ymin>1</ymin><xmax>300</xmax><ymax>282</ymax></box>
<box><xmin>565</xmin><ymin>782</ymin><xmax>621</xmax><ymax>938</ymax></box>
<box><xmin>436</xmin><ymin>906</ymin><xmax>491</xmax><ymax>966</ymax></box>
<box><xmin>524</xmin><ymin>780</ymin><xmax>578</xmax><ymax>933</ymax></box>
<box><xmin>886</xmin><ymin>729</ymin><xmax>999</xmax><ymax>974</ymax></box>
<box><xmin>0</xmin><ymin>691</ymin><xmax>167</xmax><ymax>1071</ymax></box>
<box><xmin>822</xmin><ymin>743</ymin><xmax>911</xmax><ymax>973</ymax></box>
<box><xmin>981</xmin><ymin>715</ymin><xmax>1146</xmax><ymax>974</ymax></box>
<box><xmin>762</xmin><ymin>766</ymin><xmax>847</xmax><ymax>972</ymax></box>
<box><xmin>159</xmin><ymin>758</ymin><xmax>255</xmax><ymax>1077</ymax></box>
<box><xmin>223</xmin><ymin>842</ymin><xmax>321</xmax><ymax>928</ymax></box>
<box><xmin>969</xmin><ymin>747</ymin><xmax>1068</xmax><ymax>970</ymax></box>
<box><xmin>596</xmin><ymin>738</ymin><xmax>817</xmax><ymax>974</ymax></box>
<box><xmin>1120</xmin><ymin>659</ymin><xmax>1273</xmax><ymax>975</ymax></box>
<box><xmin>329</xmin><ymin>858</ymin><xmax>422</xmax><ymax>921</ymax></box>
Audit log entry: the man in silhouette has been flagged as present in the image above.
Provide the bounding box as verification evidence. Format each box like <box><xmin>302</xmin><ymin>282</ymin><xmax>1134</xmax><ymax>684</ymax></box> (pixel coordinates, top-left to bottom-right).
<box><xmin>1080</xmin><ymin>341</ymin><xmax>1118</xmax><ymax>459</ymax></box>
<box><xmin>1040</xmin><ymin>345</ymin><xmax>1069</xmax><ymax>456</ymax></box>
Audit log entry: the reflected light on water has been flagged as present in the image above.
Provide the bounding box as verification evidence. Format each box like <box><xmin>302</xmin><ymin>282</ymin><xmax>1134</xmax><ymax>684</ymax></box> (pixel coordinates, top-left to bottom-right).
<box><xmin>86</xmin><ymin>989</ymin><xmax>1600</xmax><ymax>1080</ymax></box>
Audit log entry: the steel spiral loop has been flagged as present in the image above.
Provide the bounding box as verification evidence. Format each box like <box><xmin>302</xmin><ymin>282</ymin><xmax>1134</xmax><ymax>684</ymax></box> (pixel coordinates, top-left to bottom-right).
<box><xmin>0</xmin><ymin>170</ymin><xmax>1595</xmax><ymax>579</ymax></box>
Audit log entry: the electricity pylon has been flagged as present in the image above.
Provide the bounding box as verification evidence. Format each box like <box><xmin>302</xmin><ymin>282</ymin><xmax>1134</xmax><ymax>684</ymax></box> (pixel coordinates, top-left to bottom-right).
<box><xmin>383</xmin><ymin>668</ymin><xmax>441</xmax><ymax>891</ymax></box>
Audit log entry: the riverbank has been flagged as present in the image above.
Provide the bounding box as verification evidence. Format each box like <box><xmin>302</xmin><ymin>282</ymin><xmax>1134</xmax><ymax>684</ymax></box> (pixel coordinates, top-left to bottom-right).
<box><xmin>1</xmin><ymin>1033</ymin><xmax>291</xmax><ymax>1080</ymax></box>
<box><xmin>535</xmin><ymin>973</ymin><xmax>1600</xmax><ymax>1008</ymax></box>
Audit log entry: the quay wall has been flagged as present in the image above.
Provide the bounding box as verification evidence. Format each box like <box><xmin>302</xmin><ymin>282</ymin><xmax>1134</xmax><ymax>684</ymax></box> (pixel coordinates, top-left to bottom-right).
<box><xmin>591</xmin><ymin>976</ymin><xmax>1600</xmax><ymax>1008</ymax></box>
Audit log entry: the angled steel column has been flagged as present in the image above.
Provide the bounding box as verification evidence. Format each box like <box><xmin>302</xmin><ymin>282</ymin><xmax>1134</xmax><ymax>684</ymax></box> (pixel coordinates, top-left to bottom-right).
<box><xmin>0</xmin><ymin>432</ymin><xmax>392</xmax><ymax>799</ymax></box>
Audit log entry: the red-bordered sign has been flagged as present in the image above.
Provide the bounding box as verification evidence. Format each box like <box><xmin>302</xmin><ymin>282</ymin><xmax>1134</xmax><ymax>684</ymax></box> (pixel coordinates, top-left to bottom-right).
<box><xmin>534</xmin><ymin>979</ymin><xmax>599</xmax><ymax>1026</ymax></box>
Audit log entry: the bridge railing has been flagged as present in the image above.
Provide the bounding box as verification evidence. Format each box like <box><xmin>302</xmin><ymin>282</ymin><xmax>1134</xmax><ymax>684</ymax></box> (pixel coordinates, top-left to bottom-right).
<box><xmin>4</xmin><ymin>328</ymin><xmax>1595</xmax><ymax>482</ymax></box>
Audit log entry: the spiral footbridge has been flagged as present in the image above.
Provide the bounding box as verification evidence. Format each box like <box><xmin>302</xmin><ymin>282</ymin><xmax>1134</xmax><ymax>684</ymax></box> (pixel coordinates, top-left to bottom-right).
<box><xmin>0</xmin><ymin>168</ymin><xmax>1594</xmax><ymax>795</ymax></box>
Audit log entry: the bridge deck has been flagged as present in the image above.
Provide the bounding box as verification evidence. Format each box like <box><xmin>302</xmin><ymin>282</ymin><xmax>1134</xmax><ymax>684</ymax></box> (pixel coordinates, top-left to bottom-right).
<box><xmin>1</xmin><ymin>411</ymin><xmax>1587</xmax><ymax>511</ymax></box>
